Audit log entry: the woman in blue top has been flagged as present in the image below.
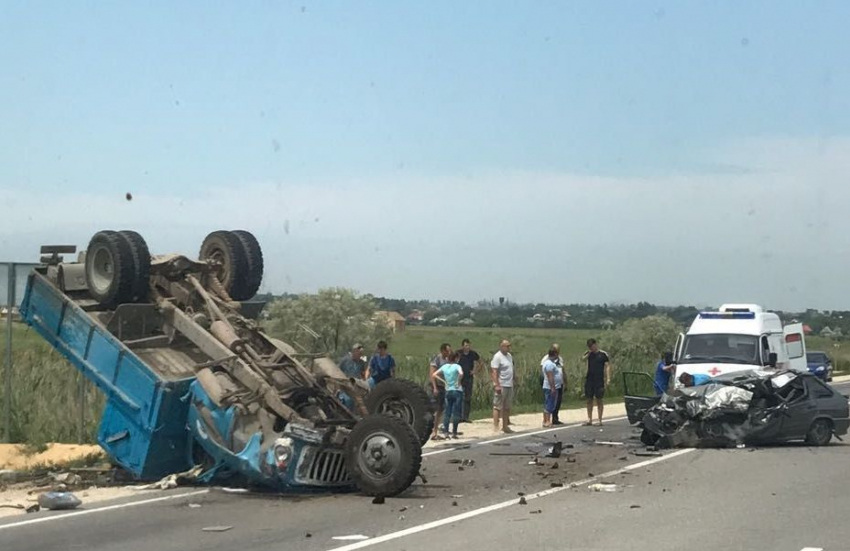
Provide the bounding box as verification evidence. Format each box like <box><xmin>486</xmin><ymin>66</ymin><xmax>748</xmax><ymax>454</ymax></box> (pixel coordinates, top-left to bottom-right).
<box><xmin>431</xmin><ymin>352</ymin><xmax>464</xmax><ymax>439</ymax></box>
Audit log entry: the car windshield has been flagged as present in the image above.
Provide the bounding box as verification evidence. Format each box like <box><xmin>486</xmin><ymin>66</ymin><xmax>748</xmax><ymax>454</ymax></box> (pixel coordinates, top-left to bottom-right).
<box><xmin>679</xmin><ymin>334</ymin><xmax>760</xmax><ymax>365</ymax></box>
<box><xmin>807</xmin><ymin>353</ymin><xmax>828</xmax><ymax>364</ymax></box>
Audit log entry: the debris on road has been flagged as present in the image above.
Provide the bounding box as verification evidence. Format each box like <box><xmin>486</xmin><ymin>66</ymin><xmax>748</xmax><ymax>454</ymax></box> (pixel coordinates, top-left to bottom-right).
<box><xmin>593</xmin><ymin>441</ymin><xmax>624</xmax><ymax>446</ymax></box>
<box><xmin>545</xmin><ymin>442</ymin><xmax>563</xmax><ymax>458</ymax></box>
<box><xmin>372</xmin><ymin>496</ymin><xmax>385</xmax><ymax>504</ymax></box>
<box><xmin>188</xmin><ymin>503</ymin><xmax>202</xmax><ymax>509</ymax></box>
<box><xmin>218</xmin><ymin>487</ymin><xmax>249</xmax><ymax>494</ymax></box>
<box><xmin>518</xmin><ymin>496</ymin><xmax>528</xmax><ymax>505</ymax></box>
<box><xmin>452</xmin><ymin>501</ymin><xmax>458</xmax><ymax>506</ymax></box>
<box><xmin>566</xmin><ymin>456</ymin><xmax>577</xmax><ymax>463</ymax></box>
<box><xmin>632</xmin><ymin>450</ymin><xmax>663</xmax><ymax>457</ymax></box>
<box><xmin>37</xmin><ymin>491</ymin><xmax>82</xmax><ymax>510</ymax></box>
<box><xmin>550</xmin><ymin>482</ymin><xmax>564</xmax><ymax>487</ymax></box>
<box><xmin>530</xmin><ymin>509</ymin><xmax>542</xmax><ymax>514</ymax></box>
<box><xmin>50</xmin><ymin>472</ymin><xmax>83</xmax><ymax>486</ymax></box>
<box><xmin>398</xmin><ymin>506</ymin><xmax>409</xmax><ymax>512</ymax></box>
<box><xmin>462</xmin><ymin>459</ymin><xmax>475</xmax><ymax>467</ymax></box>
<box><xmin>630</xmin><ymin>505</ymin><xmax>641</xmax><ymax>509</ymax></box>
<box><xmin>332</xmin><ymin>535</ymin><xmax>370</xmax><ymax>541</ymax></box>
<box><xmin>131</xmin><ymin>466</ymin><xmax>202</xmax><ymax>491</ymax></box>
<box><xmin>588</xmin><ymin>483</ymin><xmax>619</xmax><ymax>493</ymax></box>
<box><xmin>202</xmin><ymin>526</ymin><xmax>233</xmax><ymax>533</ymax></box>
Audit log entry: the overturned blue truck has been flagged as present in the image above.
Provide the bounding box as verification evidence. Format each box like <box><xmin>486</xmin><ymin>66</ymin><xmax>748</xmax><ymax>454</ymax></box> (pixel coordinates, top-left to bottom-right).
<box><xmin>20</xmin><ymin>230</ymin><xmax>434</xmax><ymax>496</ymax></box>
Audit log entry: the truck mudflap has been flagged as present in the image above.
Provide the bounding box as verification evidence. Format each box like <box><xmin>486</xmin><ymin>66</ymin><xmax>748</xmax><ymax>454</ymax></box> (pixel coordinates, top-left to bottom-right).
<box><xmin>187</xmin><ymin>381</ymin><xmax>355</xmax><ymax>491</ymax></box>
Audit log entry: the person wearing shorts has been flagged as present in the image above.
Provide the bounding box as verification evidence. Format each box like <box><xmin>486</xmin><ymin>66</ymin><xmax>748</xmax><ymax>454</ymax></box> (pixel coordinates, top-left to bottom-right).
<box><xmin>429</xmin><ymin>343</ymin><xmax>453</xmax><ymax>440</ymax></box>
<box><xmin>582</xmin><ymin>338</ymin><xmax>611</xmax><ymax>426</ymax></box>
<box><xmin>490</xmin><ymin>339</ymin><xmax>515</xmax><ymax>433</ymax></box>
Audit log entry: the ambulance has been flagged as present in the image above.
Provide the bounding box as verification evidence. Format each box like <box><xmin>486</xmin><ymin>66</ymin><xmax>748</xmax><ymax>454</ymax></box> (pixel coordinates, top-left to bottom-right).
<box><xmin>673</xmin><ymin>304</ymin><xmax>807</xmax><ymax>384</ymax></box>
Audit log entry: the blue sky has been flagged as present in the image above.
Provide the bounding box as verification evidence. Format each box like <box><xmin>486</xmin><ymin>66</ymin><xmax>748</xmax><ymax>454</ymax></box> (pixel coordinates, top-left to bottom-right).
<box><xmin>2</xmin><ymin>2</ymin><xmax>849</xmax><ymax>309</ymax></box>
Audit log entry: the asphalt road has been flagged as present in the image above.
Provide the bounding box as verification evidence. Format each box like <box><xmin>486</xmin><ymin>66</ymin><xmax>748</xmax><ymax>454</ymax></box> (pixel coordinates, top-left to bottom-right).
<box><xmin>3</xmin><ymin>381</ymin><xmax>849</xmax><ymax>551</ymax></box>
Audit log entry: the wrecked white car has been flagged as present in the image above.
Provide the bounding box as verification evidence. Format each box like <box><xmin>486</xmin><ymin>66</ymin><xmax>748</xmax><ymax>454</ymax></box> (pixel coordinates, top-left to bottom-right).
<box><xmin>624</xmin><ymin>370</ymin><xmax>849</xmax><ymax>448</ymax></box>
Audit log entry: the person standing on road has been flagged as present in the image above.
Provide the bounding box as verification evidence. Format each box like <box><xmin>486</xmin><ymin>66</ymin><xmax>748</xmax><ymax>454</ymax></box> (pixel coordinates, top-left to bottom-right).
<box><xmin>429</xmin><ymin>343</ymin><xmax>453</xmax><ymax>440</ymax></box>
<box><xmin>339</xmin><ymin>343</ymin><xmax>368</xmax><ymax>380</ymax></box>
<box><xmin>540</xmin><ymin>343</ymin><xmax>566</xmax><ymax>425</ymax></box>
<box><xmin>582</xmin><ymin>338</ymin><xmax>611</xmax><ymax>426</ymax></box>
<box><xmin>542</xmin><ymin>347</ymin><xmax>560</xmax><ymax>427</ymax></box>
<box><xmin>654</xmin><ymin>351</ymin><xmax>675</xmax><ymax>395</ymax></box>
<box><xmin>431</xmin><ymin>351</ymin><xmax>464</xmax><ymax>439</ymax></box>
<box><xmin>491</xmin><ymin>339</ymin><xmax>515</xmax><ymax>434</ymax></box>
<box><xmin>365</xmin><ymin>340</ymin><xmax>395</xmax><ymax>389</ymax></box>
<box><xmin>457</xmin><ymin>338</ymin><xmax>482</xmax><ymax>423</ymax></box>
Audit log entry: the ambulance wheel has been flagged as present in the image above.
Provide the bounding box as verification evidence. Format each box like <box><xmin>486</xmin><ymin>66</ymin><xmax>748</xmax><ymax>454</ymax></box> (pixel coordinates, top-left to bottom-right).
<box><xmin>345</xmin><ymin>414</ymin><xmax>422</xmax><ymax>497</ymax></box>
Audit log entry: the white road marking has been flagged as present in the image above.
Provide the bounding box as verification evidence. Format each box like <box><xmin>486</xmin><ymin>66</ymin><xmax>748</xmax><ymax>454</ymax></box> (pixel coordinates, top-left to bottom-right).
<box><xmin>799</xmin><ymin>548</ymin><xmax>823</xmax><ymax>551</ymax></box>
<box><xmin>329</xmin><ymin>448</ymin><xmax>696</xmax><ymax>551</ymax></box>
<box><xmin>0</xmin><ymin>489</ymin><xmax>210</xmax><ymax>532</ymax></box>
<box><xmin>422</xmin><ymin>416</ymin><xmax>629</xmax><ymax>456</ymax></box>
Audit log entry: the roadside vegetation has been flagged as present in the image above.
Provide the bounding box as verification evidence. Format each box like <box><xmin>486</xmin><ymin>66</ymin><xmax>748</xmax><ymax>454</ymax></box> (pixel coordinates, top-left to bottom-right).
<box><xmin>3</xmin><ymin>288</ymin><xmax>849</xmax><ymax>445</ymax></box>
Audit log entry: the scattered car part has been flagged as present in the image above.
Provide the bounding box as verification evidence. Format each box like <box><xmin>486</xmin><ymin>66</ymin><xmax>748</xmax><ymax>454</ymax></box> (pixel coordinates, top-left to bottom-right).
<box><xmin>37</xmin><ymin>491</ymin><xmax>82</xmax><ymax>510</ymax></box>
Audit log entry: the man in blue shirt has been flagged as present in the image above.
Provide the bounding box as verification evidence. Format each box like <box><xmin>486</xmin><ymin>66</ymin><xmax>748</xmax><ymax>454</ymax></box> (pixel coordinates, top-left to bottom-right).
<box><xmin>366</xmin><ymin>341</ymin><xmax>396</xmax><ymax>388</ymax></box>
<box><xmin>678</xmin><ymin>372</ymin><xmax>712</xmax><ymax>387</ymax></box>
<box><xmin>653</xmin><ymin>351</ymin><xmax>675</xmax><ymax>395</ymax></box>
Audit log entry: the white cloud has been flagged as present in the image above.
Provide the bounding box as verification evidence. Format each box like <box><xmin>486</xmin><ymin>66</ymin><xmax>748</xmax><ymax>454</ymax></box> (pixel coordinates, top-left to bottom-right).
<box><xmin>1</xmin><ymin>136</ymin><xmax>849</xmax><ymax>310</ymax></box>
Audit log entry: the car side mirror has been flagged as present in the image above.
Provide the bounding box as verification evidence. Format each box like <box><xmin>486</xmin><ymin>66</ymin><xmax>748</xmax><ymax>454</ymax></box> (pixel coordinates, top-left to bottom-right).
<box><xmin>768</xmin><ymin>353</ymin><xmax>778</xmax><ymax>368</ymax></box>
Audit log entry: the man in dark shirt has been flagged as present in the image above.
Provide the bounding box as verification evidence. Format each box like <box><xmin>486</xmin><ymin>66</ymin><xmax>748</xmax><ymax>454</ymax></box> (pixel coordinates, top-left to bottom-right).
<box><xmin>457</xmin><ymin>338</ymin><xmax>481</xmax><ymax>422</ymax></box>
<box><xmin>582</xmin><ymin>338</ymin><xmax>611</xmax><ymax>426</ymax></box>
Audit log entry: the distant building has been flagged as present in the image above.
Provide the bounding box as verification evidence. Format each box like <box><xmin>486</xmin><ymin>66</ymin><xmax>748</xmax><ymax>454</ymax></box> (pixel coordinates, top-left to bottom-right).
<box><xmin>374</xmin><ymin>311</ymin><xmax>406</xmax><ymax>333</ymax></box>
<box><xmin>457</xmin><ymin>318</ymin><xmax>475</xmax><ymax>326</ymax></box>
<box><xmin>407</xmin><ymin>310</ymin><xmax>425</xmax><ymax>323</ymax></box>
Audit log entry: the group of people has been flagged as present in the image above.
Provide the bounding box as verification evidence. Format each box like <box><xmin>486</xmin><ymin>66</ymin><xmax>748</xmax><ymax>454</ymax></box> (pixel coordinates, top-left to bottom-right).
<box><xmin>539</xmin><ymin>338</ymin><xmax>612</xmax><ymax>428</ymax></box>
<box><xmin>338</xmin><ymin>336</ymin><xmax>617</xmax><ymax>438</ymax></box>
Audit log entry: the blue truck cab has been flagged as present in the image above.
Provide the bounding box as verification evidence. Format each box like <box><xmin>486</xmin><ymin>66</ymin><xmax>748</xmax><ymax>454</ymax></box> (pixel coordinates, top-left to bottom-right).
<box><xmin>20</xmin><ymin>232</ymin><xmax>425</xmax><ymax>497</ymax></box>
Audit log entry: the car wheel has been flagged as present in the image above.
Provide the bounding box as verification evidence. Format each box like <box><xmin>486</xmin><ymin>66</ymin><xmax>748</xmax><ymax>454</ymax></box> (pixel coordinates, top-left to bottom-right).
<box><xmin>199</xmin><ymin>230</ymin><xmax>256</xmax><ymax>301</ymax></box>
<box><xmin>805</xmin><ymin>419</ymin><xmax>833</xmax><ymax>446</ymax></box>
<box><xmin>85</xmin><ymin>230</ymin><xmax>139</xmax><ymax>308</ymax></box>
<box><xmin>365</xmin><ymin>379</ymin><xmax>435</xmax><ymax>446</ymax></box>
<box><xmin>344</xmin><ymin>414</ymin><xmax>422</xmax><ymax>497</ymax></box>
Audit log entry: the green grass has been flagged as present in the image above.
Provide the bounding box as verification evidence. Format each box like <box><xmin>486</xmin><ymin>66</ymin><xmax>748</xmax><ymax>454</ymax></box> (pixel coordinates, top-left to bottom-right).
<box><xmin>388</xmin><ymin>326</ymin><xmax>641</xmax><ymax>418</ymax></box>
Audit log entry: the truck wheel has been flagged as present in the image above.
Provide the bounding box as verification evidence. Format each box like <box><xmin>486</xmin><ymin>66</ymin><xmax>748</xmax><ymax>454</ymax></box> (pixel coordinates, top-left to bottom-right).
<box><xmin>199</xmin><ymin>231</ymin><xmax>255</xmax><ymax>301</ymax></box>
<box><xmin>231</xmin><ymin>230</ymin><xmax>263</xmax><ymax>299</ymax></box>
<box><xmin>805</xmin><ymin>419</ymin><xmax>833</xmax><ymax>446</ymax></box>
<box><xmin>85</xmin><ymin>230</ymin><xmax>138</xmax><ymax>308</ymax></box>
<box><xmin>345</xmin><ymin>414</ymin><xmax>422</xmax><ymax>497</ymax></box>
<box><xmin>117</xmin><ymin>230</ymin><xmax>151</xmax><ymax>302</ymax></box>
<box><xmin>365</xmin><ymin>379</ymin><xmax>435</xmax><ymax>446</ymax></box>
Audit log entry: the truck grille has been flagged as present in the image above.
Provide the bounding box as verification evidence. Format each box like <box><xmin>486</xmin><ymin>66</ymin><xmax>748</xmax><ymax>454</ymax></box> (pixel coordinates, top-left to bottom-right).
<box><xmin>303</xmin><ymin>449</ymin><xmax>350</xmax><ymax>485</ymax></box>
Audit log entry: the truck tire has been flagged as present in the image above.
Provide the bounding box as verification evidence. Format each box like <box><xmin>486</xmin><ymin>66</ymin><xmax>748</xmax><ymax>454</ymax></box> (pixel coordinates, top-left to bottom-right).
<box><xmin>345</xmin><ymin>414</ymin><xmax>422</xmax><ymax>497</ymax></box>
<box><xmin>117</xmin><ymin>230</ymin><xmax>151</xmax><ymax>302</ymax></box>
<box><xmin>231</xmin><ymin>230</ymin><xmax>263</xmax><ymax>299</ymax></box>
<box><xmin>85</xmin><ymin>230</ymin><xmax>138</xmax><ymax>308</ymax></box>
<box><xmin>365</xmin><ymin>379</ymin><xmax>435</xmax><ymax>446</ymax></box>
<box><xmin>199</xmin><ymin>231</ymin><xmax>254</xmax><ymax>301</ymax></box>
<box><xmin>805</xmin><ymin>419</ymin><xmax>833</xmax><ymax>446</ymax></box>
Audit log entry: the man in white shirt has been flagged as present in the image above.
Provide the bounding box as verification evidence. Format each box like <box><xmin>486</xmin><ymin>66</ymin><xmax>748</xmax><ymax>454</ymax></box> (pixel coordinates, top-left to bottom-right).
<box><xmin>490</xmin><ymin>339</ymin><xmax>515</xmax><ymax>433</ymax></box>
<box><xmin>540</xmin><ymin>343</ymin><xmax>565</xmax><ymax>425</ymax></box>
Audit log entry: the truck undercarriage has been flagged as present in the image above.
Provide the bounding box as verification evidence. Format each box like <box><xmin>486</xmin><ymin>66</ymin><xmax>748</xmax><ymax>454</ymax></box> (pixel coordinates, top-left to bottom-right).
<box><xmin>21</xmin><ymin>230</ymin><xmax>432</xmax><ymax>496</ymax></box>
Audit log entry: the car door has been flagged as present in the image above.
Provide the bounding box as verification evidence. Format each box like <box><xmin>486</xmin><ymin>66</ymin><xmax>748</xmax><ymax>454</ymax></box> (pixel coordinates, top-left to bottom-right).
<box><xmin>783</xmin><ymin>323</ymin><xmax>807</xmax><ymax>373</ymax></box>
<box><xmin>622</xmin><ymin>371</ymin><xmax>660</xmax><ymax>424</ymax></box>
<box><xmin>778</xmin><ymin>377</ymin><xmax>817</xmax><ymax>440</ymax></box>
